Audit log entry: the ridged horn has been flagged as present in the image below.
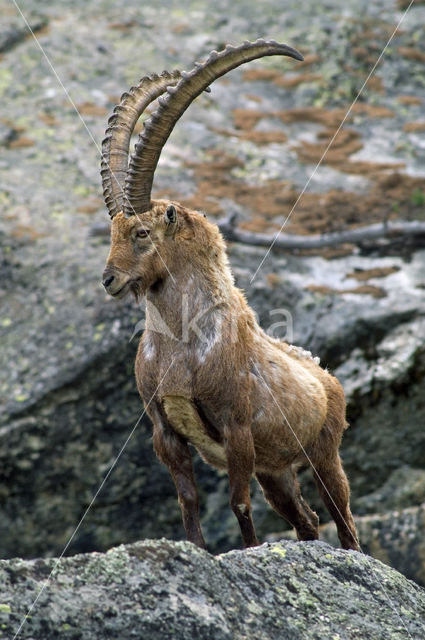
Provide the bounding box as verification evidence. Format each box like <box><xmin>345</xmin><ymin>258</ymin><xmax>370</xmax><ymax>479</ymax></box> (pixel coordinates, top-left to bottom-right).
<box><xmin>123</xmin><ymin>38</ymin><xmax>303</xmax><ymax>216</ymax></box>
<box><xmin>101</xmin><ymin>70</ymin><xmax>181</xmax><ymax>219</ymax></box>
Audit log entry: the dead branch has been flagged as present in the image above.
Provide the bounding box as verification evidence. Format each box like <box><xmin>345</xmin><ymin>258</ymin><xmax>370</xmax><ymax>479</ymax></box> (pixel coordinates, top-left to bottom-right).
<box><xmin>91</xmin><ymin>216</ymin><xmax>425</xmax><ymax>250</ymax></box>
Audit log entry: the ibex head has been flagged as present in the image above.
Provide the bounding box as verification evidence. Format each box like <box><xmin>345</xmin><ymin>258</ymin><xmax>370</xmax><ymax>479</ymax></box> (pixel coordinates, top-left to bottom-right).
<box><xmin>102</xmin><ymin>201</ymin><xmax>179</xmax><ymax>299</ymax></box>
<box><xmin>101</xmin><ymin>39</ymin><xmax>303</xmax><ymax>299</ymax></box>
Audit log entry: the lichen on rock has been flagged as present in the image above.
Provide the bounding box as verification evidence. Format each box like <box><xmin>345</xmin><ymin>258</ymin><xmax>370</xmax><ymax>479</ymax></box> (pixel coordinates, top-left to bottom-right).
<box><xmin>1</xmin><ymin>539</ymin><xmax>425</xmax><ymax>640</ymax></box>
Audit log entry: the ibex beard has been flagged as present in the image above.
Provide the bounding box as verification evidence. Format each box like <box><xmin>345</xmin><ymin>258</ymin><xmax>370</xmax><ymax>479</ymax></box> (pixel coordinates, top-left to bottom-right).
<box><xmin>101</xmin><ymin>40</ymin><xmax>360</xmax><ymax>552</ymax></box>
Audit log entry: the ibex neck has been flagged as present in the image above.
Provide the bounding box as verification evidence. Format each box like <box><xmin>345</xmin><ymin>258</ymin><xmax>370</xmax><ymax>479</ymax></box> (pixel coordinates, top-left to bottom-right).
<box><xmin>145</xmin><ymin>258</ymin><xmax>234</xmax><ymax>343</ymax></box>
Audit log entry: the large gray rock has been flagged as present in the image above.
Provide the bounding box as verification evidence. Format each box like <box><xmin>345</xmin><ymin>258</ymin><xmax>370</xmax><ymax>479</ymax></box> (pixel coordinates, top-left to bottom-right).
<box><xmin>355</xmin><ymin>467</ymin><xmax>425</xmax><ymax>515</ymax></box>
<box><xmin>269</xmin><ymin>501</ymin><xmax>425</xmax><ymax>587</ymax></box>
<box><xmin>1</xmin><ymin>539</ymin><xmax>424</xmax><ymax>640</ymax></box>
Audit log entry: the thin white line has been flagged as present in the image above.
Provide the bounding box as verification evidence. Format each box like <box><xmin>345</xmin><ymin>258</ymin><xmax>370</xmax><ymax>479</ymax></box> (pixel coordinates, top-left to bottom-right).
<box><xmin>253</xmin><ymin>360</ymin><xmax>414</xmax><ymax>640</ymax></box>
<box><xmin>249</xmin><ymin>0</ymin><xmax>416</xmax><ymax>284</ymax></box>
<box><xmin>11</xmin><ymin>0</ymin><xmax>176</xmax><ymax>284</ymax></box>
<box><xmin>12</xmin><ymin>354</ymin><xmax>177</xmax><ymax>640</ymax></box>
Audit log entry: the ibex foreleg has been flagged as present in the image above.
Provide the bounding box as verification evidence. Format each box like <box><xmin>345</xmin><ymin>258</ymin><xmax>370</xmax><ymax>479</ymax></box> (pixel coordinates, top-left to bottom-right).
<box><xmin>151</xmin><ymin>404</ymin><xmax>206</xmax><ymax>549</ymax></box>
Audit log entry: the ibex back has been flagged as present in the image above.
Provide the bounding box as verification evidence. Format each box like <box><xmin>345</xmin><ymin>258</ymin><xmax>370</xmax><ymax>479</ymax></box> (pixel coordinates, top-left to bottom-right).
<box><xmin>101</xmin><ymin>39</ymin><xmax>360</xmax><ymax>551</ymax></box>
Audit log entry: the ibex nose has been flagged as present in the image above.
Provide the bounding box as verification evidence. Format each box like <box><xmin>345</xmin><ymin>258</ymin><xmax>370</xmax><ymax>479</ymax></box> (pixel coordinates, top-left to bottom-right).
<box><xmin>103</xmin><ymin>274</ymin><xmax>115</xmax><ymax>289</ymax></box>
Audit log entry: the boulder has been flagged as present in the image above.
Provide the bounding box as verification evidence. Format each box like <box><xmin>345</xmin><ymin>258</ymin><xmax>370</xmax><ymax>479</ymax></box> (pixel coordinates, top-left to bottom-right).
<box><xmin>1</xmin><ymin>539</ymin><xmax>424</xmax><ymax>640</ymax></box>
<box><xmin>268</xmin><ymin>502</ymin><xmax>425</xmax><ymax>587</ymax></box>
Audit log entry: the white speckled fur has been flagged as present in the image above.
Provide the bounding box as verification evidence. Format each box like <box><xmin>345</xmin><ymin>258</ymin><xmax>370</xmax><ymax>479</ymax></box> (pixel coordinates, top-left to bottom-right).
<box><xmin>142</xmin><ymin>333</ymin><xmax>156</xmax><ymax>361</ymax></box>
<box><xmin>287</xmin><ymin>344</ymin><xmax>320</xmax><ymax>365</ymax></box>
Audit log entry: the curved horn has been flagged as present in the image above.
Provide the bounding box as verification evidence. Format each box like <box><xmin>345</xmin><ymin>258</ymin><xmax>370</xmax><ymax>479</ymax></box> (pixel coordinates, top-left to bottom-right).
<box><xmin>123</xmin><ymin>38</ymin><xmax>303</xmax><ymax>216</ymax></box>
<box><xmin>101</xmin><ymin>70</ymin><xmax>181</xmax><ymax>218</ymax></box>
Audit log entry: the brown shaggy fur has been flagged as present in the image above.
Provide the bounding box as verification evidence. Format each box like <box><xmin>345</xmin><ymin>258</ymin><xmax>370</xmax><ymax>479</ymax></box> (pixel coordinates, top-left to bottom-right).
<box><xmin>103</xmin><ymin>200</ymin><xmax>359</xmax><ymax>551</ymax></box>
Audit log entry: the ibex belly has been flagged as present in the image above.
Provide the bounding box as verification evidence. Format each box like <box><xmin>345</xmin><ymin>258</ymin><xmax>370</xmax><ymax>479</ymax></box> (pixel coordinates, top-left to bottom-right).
<box><xmin>250</xmin><ymin>357</ymin><xmax>328</xmax><ymax>472</ymax></box>
<box><xmin>162</xmin><ymin>396</ymin><xmax>228</xmax><ymax>469</ymax></box>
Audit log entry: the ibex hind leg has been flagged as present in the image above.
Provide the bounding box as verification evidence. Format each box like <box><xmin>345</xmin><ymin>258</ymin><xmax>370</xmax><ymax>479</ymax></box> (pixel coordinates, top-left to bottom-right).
<box><xmin>311</xmin><ymin>452</ymin><xmax>359</xmax><ymax>551</ymax></box>
<box><xmin>256</xmin><ymin>467</ymin><xmax>319</xmax><ymax>541</ymax></box>
<box><xmin>224</xmin><ymin>423</ymin><xmax>259</xmax><ymax>548</ymax></box>
<box><xmin>310</xmin><ymin>380</ymin><xmax>360</xmax><ymax>551</ymax></box>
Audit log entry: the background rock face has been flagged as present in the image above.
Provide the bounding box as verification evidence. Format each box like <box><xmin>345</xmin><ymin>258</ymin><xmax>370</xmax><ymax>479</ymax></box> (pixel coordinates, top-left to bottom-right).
<box><xmin>1</xmin><ymin>539</ymin><xmax>424</xmax><ymax>640</ymax></box>
<box><xmin>1</xmin><ymin>0</ymin><xmax>425</xmax><ymax>591</ymax></box>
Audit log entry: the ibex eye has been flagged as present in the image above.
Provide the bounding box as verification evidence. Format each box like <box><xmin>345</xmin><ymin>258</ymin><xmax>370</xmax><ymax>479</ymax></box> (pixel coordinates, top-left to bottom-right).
<box><xmin>136</xmin><ymin>229</ymin><xmax>150</xmax><ymax>238</ymax></box>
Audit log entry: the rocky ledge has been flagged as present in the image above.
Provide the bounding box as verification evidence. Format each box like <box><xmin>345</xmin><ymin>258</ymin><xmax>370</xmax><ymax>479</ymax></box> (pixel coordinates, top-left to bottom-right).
<box><xmin>1</xmin><ymin>539</ymin><xmax>424</xmax><ymax>640</ymax></box>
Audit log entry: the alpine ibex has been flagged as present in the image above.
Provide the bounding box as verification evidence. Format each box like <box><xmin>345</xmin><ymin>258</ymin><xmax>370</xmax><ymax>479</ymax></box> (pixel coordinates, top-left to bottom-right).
<box><xmin>101</xmin><ymin>39</ymin><xmax>359</xmax><ymax>551</ymax></box>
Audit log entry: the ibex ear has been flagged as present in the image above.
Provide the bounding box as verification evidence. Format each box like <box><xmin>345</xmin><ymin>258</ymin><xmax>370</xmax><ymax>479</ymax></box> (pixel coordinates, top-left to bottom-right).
<box><xmin>164</xmin><ymin>204</ymin><xmax>177</xmax><ymax>235</ymax></box>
